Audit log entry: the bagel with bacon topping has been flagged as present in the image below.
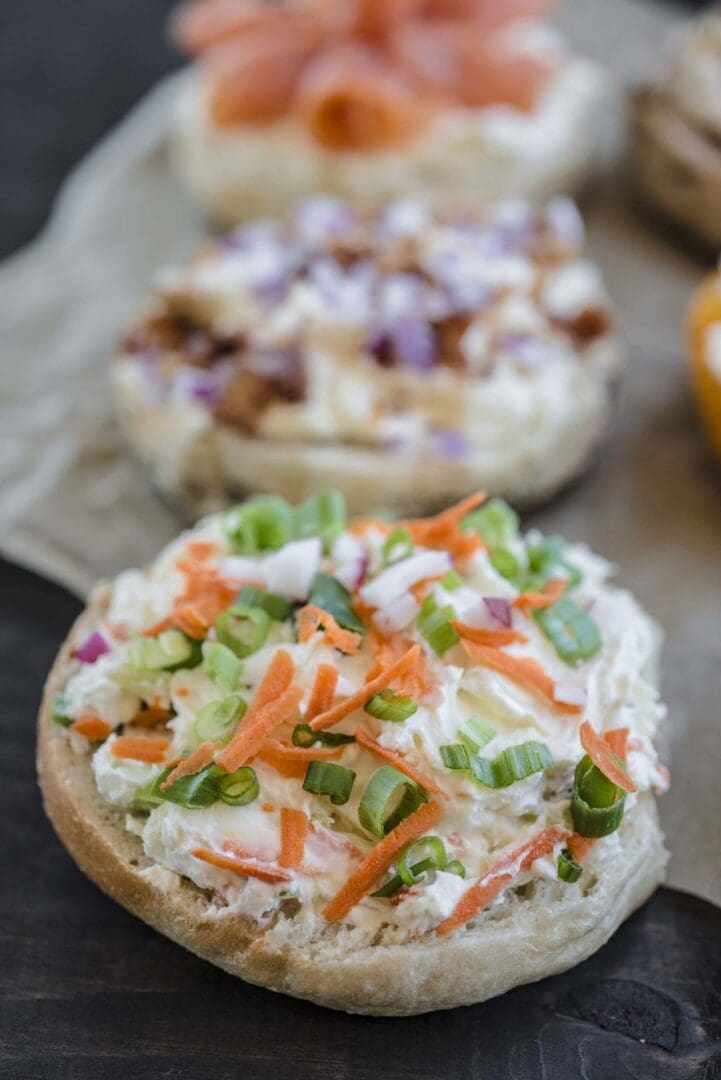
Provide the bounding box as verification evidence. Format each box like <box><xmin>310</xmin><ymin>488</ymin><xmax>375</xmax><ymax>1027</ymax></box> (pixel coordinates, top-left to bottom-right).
<box><xmin>38</xmin><ymin>491</ymin><xmax>668</xmax><ymax>1014</ymax></box>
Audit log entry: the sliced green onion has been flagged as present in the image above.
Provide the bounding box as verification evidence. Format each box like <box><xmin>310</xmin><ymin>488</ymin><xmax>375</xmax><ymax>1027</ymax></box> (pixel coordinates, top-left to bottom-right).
<box><xmin>440</xmin><ymin>739</ymin><xmax>552</xmax><ymax>789</ymax></box>
<box><xmin>219</xmin><ymin>766</ymin><xmax>259</xmax><ymax>807</ymax></box>
<box><xmin>381</xmin><ymin>528</ymin><xmax>413</xmax><ymax>567</ymax></box>
<box><xmin>525</xmin><ymin>537</ymin><xmax>582</xmax><ymax>591</ymax></box>
<box><xmin>489</xmin><ymin>547</ymin><xmax>522</xmax><ymax>584</ymax></box>
<box><xmin>291</xmin><ymin>723</ymin><xmax>355</xmax><ymax>749</ymax></box>
<box><xmin>128</xmin><ymin>629</ymin><xmax>202</xmax><ymax>673</ymax></box>
<box><xmin>193</xmin><ymin>694</ymin><xmax>246</xmax><ymax>744</ymax></box>
<box><xmin>492</xmin><ymin>741</ymin><xmax>554</xmax><ymax>787</ymax></box>
<box><xmin>358</xmin><ymin>765</ymin><xmax>427</xmax><ymax>838</ymax></box>
<box><xmin>571</xmin><ymin>754</ymin><xmax>627</xmax><ymax>837</ymax></box>
<box><xmin>141</xmin><ymin>764</ymin><xmax>221</xmax><ymax>809</ymax></box>
<box><xmin>440</xmin><ymin>743</ymin><xmax>471</xmax><ymax>771</ymax></box>
<box><xmin>224</xmin><ymin>495</ymin><xmax>294</xmax><ymax>554</ymax></box>
<box><xmin>307</xmin><ymin>572</ymin><xmax>365</xmax><ymax>635</ymax></box>
<box><xmin>458</xmin><ymin>715</ymin><xmax>496</xmax><ymax>751</ymax></box>
<box><xmin>201</xmin><ymin>641</ymin><xmax>242</xmax><ymax>692</ymax></box>
<box><xmin>370</xmin><ymin>860</ymin><xmax>434</xmax><ymax>899</ymax></box>
<box><xmin>445</xmin><ymin>859</ymin><xmax>466</xmax><ymax>878</ymax></box>
<box><xmin>533</xmin><ymin>597</ymin><xmax>601</xmax><ymax>666</ymax></box>
<box><xmin>416</xmin><ymin>595</ymin><xmax>459</xmax><ymax>655</ymax></box>
<box><xmin>51</xmin><ymin>693</ymin><xmax>73</xmax><ymax>728</ymax></box>
<box><xmin>236</xmin><ymin>584</ymin><xmax>294</xmax><ymax>622</ymax></box>
<box><xmin>364</xmin><ymin>689</ymin><xmax>418</xmax><ymax>724</ymax></box>
<box><xmin>557</xmin><ymin>848</ymin><xmax>583</xmax><ymax>883</ymax></box>
<box><xmin>441</xmin><ymin>569</ymin><xmax>463</xmax><ymax>592</ymax></box>
<box><xmin>214</xmin><ymin>604</ymin><xmax>270</xmax><ymax>658</ymax></box>
<box><xmin>295</xmin><ymin>491</ymin><xmax>346</xmax><ymax>552</ymax></box>
<box><xmin>397</xmin><ymin>836</ymin><xmax>447</xmax><ymax>885</ymax></box>
<box><xmin>463</xmin><ymin>498</ymin><xmax>519</xmax><ymax>548</ymax></box>
<box><xmin>303</xmin><ymin>761</ymin><xmax>356</xmax><ymax>805</ymax></box>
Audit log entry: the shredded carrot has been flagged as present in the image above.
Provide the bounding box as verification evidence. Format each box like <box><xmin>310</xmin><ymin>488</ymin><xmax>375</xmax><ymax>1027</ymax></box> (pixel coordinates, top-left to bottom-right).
<box><xmin>262</xmin><ymin>802</ymin><xmax>275</xmax><ymax>813</ymax></box>
<box><xmin>144</xmin><ymin>539</ymin><xmax>239</xmax><ymax>640</ymax></box>
<box><xmin>513</xmin><ymin>577</ymin><xmax>566</xmax><ymax>612</ymax></box>
<box><xmin>323</xmin><ymin>800</ymin><xmax>442</xmax><ymax>921</ymax></box>
<box><xmin>567</xmin><ymin>728</ymin><xmax>631</xmax><ymax>864</ymax></box>
<box><xmin>436</xmin><ymin>826</ymin><xmax>568</xmax><ymax>936</ymax></box>
<box><xmin>462</xmin><ymin>641</ymin><xmax>582</xmax><ymax>715</ymax></box>
<box><xmin>257</xmin><ymin>739</ymin><xmax>343</xmax><ymax>779</ymax></box>
<box><xmin>297</xmin><ymin>604</ymin><xmax>362</xmax><ymax>655</ymax></box>
<box><xmin>347</xmin><ymin>518</ymin><xmax>393</xmax><ymax>538</ymax></box>
<box><xmin>452</xmin><ymin>621</ymin><xmax>528</xmax><ymax>648</ymax></box>
<box><xmin>279</xmin><ymin>808</ymin><xmax>308</xmax><ymax>869</ymax></box>
<box><xmin>355</xmin><ymin>727</ymin><xmax>448</xmax><ymax>799</ymax></box>
<box><xmin>310</xmin><ymin>644</ymin><xmax>421</xmax><ymax>731</ymax></box>
<box><xmin>160</xmin><ymin>740</ymin><xmax>218</xmax><ymax>790</ymax></box>
<box><xmin>306</xmin><ymin>663</ymin><xmax>339</xmax><ymax>720</ymax></box>
<box><xmin>70</xmin><ymin>716</ymin><xmax>112</xmax><ymax>741</ymax></box>
<box><xmin>402</xmin><ymin>491</ymin><xmax>486</xmax><ymax>562</ymax></box>
<box><xmin>215</xmin><ymin>650</ymin><xmax>298</xmax><ymax>771</ymax></box>
<box><xmin>580</xmin><ymin>721</ymin><xmax>638</xmax><ymax>793</ymax></box>
<box><xmin>129</xmin><ymin>705</ymin><xmax>174</xmax><ymax>728</ymax></box>
<box><xmin>216</xmin><ymin>684</ymin><xmax>304</xmax><ymax>773</ymax></box>
<box><xmin>111</xmin><ymin>736</ymin><xmax>171</xmax><ymax>764</ymax></box>
<box><xmin>409</xmin><ymin>574</ymin><xmax>446</xmax><ymax>603</ymax></box>
<box><xmin>191</xmin><ymin>847</ymin><xmax>292</xmax><ymax>884</ymax></box>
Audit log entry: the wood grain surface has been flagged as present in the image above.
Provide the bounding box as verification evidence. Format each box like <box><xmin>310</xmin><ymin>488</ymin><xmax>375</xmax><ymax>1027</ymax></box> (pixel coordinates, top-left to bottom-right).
<box><xmin>1</xmin><ymin>558</ymin><xmax>720</xmax><ymax>1079</ymax></box>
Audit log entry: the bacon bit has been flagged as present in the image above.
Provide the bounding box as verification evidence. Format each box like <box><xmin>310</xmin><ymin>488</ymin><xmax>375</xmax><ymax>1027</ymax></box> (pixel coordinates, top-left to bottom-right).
<box><xmin>452</xmin><ymin>621</ymin><xmax>528</xmax><ymax>648</ymax></box>
<box><xmin>323</xmin><ymin>800</ymin><xmax>443</xmax><ymax>921</ymax></box>
<box><xmin>462</xmin><ymin>641</ymin><xmax>582</xmax><ymax>715</ymax></box>
<box><xmin>160</xmin><ymin>740</ymin><xmax>218</xmax><ymax>790</ymax></box>
<box><xmin>129</xmin><ymin>705</ymin><xmax>174</xmax><ymax>728</ymax></box>
<box><xmin>567</xmin><ymin>727</ymin><xmax>632</xmax><ymax>864</ymax></box>
<box><xmin>402</xmin><ymin>491</ymin><xmax>486</xmax><ymax>563</ymax></box>
<box><xmin>257</xmin><ymin>739</ymin><xmax>343</xmax><ymax>779</ymax></box>
<box><xmin>436</xmin><ymin>826</ymin><xmax>568</xmax><ymax>936</ymax></box>
<box><xmin>279</xmin><ymin>808</ymin><xmax>308</xmax><ymax>869</ymax></box>
<box><xmin>216</xmin><ymin>684</ymin><xmax>304</xmax><ymax>773</ymax></box>
<box><xmin>513</xmin><ymin>577</ymin><xmax>566</xmax><ymax>613</ymax></box>
<box><xmin>191</xmin><ymin>847</ymin><xmax>292</xmax><ymax>884</ymax></box>
<box><xmin>297</xmin><ymin>604</ymin><xmax>362</xmax><ymax>655</ymax></box>
<box><xmin>306</xmin><ymin>663</ymin><xmax>339</xmax><ymax>720</ymax></box>
<box><xmin>580</xmin><ymin>721</ymin><xmax>638</xmax><ymax>794</ymax></box>
<box><xmin>355</xmin><ymin>727</ymin><xmax>448</xmax><ymax>799</ymax></box>
<box><xmin>70</xmin><ymin>716</ymin><xmax>112</xmax><ymax>741</ymax></box>
<box><xmin>310</xmin><ymin>644</ymin><xmax>421</xmax><ymax>731</ymax></box>
<box><xmin>111</xmin><ymin>736</ymin><xmax>171</xmax><ymax>764</ymax></box>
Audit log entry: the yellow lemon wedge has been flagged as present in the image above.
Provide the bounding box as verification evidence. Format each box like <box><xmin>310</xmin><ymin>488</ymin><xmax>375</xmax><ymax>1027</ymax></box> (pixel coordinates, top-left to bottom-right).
<box><xmin>688</xmin><ymin>271</ymin><xmax>721</xmax><ymax>464</ymax></box>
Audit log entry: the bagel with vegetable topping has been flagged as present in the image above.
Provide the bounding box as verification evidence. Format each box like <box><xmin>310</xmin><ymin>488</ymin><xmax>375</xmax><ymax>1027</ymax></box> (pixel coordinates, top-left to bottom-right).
<box><xmin>38</xmin><ymin>492</ymin><xmax>668</xmax><ymax>1015</ymax></box>
<box><xmin>114</xmin><ymin>194</ymin><xmax>621</xmax><ymax>518</ymax></box>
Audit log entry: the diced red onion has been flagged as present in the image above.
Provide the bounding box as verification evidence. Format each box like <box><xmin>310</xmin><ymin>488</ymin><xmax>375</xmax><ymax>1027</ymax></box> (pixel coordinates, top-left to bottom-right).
<box><xmin>264</xmin><ymin>537</ymin><xmax>322</xmax><ymax>600</ymax></box>
<box><xmin>332</xmin><ymin>534</ymin><xmax>369</xmax><ymax>592</ymax></box>
<box><xmin>484</xmin><ymin>597</ymin><xmax>512</xmax><ymax>628</ymax></box>
<box><xmin>377</xmin><ymin>198</ymin><xmax>431</xmax><ymax>239</ymax></box>
<box><xmin>544</xmin><ymin>197</ymin><xmax>585</xmax><ymax>248</ymax></box>
<box><xmin>433</xmin><ymin>429</ymin><xmax>469</xmax><ymax>461</ymax></box>
<box><xmin>171</xmin><ymin>364</ymin><xmax>232</xmax><ymax>407</ymax></box>
<box><xmin>360</xmin><ymin>550</ymin><xmax>452</xmax><ymax>608</ymax></box>
<box><xmin>372</xmin><ymin>592</ymin><xmax>419</xmax><ymax>636</ymax></box>
<box><xmin>390</xmin><ymin>318</ymin><xmax>436</xmax><ymax>372</ymax></box>
<box><xmin>75</xmin><ymin>631</ymin><xmax>110</xmax><ymax>664</ymax></box>
<box><xmin>292</xmin><ymin>195</ymin><xmax>357</xmax><ymax>247</ymax></box>
<box><xmin>553</xmin><ymin>683</ymin><xmax>587</xmax><ymax>709</ymax></box>
<box><xmin>494</xmin><ymin>333</ymin><xmax>551</xmax><ymax>369</ymax></box>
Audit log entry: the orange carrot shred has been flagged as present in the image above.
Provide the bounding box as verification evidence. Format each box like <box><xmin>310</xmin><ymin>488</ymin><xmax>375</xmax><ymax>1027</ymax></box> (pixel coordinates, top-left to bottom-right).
<box><xmin>247</xmin><ymin>649</ymin><xmax>295</xmax><ymax>719</ymax></box>
<box><xmin>279</xmin><ymin>808</ymin><xmax>308</xmax><ymax>869</ymax></box>
<box><xmin>257</xmin><ymin>739</ymin><xmax>343</xmax><ymax>779</ymax></box>
<box><xmin>323</xmin><ymin>800</ymin><xmax>442</xmax><ymax>921</ymax></box>
<box><xmin>567</xmin><ymin>834</ymin><xmax>596</xmax><ymax>863</ymax></box>
<box><xmin>567</xmin><ymin>729</ymin><xmax>631</xmax><ymax>865</ymax></box>
<box><xmin>309</xmin><ymin>644</ymin><xmax>421</xmax><ymax>731</ymax></box>
<box><xmin>111</xmin><ymin>736</ymin><xmax>170</xmax><ymax>764</ymax></box>
<box><xmin>436</xmin><ymin>826</ymin><xmax>568</xmax><ymax>936</ymax></box>
<box><xmin>160</xmin><ymin>740</ymin><xmax>218</xmax><ymax>790</ymax></box>
<box><xmin>306</xmin><ymin>663</ymin><xmax>339</xmax><ymax>720</ymax></box>
<box><xmin>513</xmin><ymin>577</ymin><xmax>566</xmax><ymax>613</ymax></box>
<box><xmin>297</xmin><ymin>604</ymin><xmax>362</xmax><ymax>655</ymax></box>
<box><xmin>354</xmin><ymin>727</ymin><xmax>448</xmax><ymax>799</ymax></box>
<box><xmin>452</xmin><ymin>621</ymin><xmax>528</xmax><ymax>648</ymax></box>
<box><xmin>144</xmin><ymin>539</ymin><xmax>239</xmax><ymax>639</ymax></box>
<box><xmin>462</xmin><ymin>641</ymin><xmax>582</xmax><ymax>715</ymax></box>
<box><xmin>603</xmin><ymin>726</ymin><xmax>630</xmax><ymax>763</ymax></box>
<box><xmin>580</xmin><ymin>721</ymin><xmax>638</xmax><ymax>793</ymax></box>
<box><xmin>216</xmin><ymin>684</ymin><xmax>304</xmax><ymax>773</ymax></box>
<box><xmin>191</xmin><ymin>847</ymin><xmax>292</xmax><ymax>884</ymax></box>
<box><xmin>71</xmin><ymin>716</ymin><xmax>112</xmax><ymax>741</ymax></box>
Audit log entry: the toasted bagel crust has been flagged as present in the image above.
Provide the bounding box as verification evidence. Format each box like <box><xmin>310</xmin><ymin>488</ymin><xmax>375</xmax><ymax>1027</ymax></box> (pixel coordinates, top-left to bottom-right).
<box><xmin>38</xmin><ymin>587</ymin><xmax>666</xmax><ymax>1015</ymax></box>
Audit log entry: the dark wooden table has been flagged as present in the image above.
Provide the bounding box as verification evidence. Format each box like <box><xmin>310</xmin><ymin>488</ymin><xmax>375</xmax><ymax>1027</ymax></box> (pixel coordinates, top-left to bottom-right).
<box><xmin>1</xmin><ymin>2</ymin><xmax>720</xmax><ymax>1077</ymax></box>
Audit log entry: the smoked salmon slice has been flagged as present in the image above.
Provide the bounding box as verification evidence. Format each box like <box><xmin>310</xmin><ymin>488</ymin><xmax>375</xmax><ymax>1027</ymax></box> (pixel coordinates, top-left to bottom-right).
<box><xmin>296</xmin><ymin>43</ymin><xmax>432</xmax><ymax>151</ymax></box>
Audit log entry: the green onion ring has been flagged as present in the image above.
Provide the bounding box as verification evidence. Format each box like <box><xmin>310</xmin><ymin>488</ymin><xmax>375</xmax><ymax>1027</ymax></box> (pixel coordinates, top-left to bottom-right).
<box><xmin>557</xmin><ymin>848</ymin><xmax>583</xmax><ymax>883</ymax></box>
<box><xmin>358</xmin><ymin>765</ymin><xmax>427</xmax><ymax>838</ymax></box>
<box><xmin>364</xmin><ymin>689</ymin><xmax>418</xmax><ymax>724</ymax></box>
<box><xmin>397</xmin><ymin>836</ymin><xmax>448</xmax><ymax>885</ymax></box>
<box><xmin>303</xmin><ymin>761</ymin><xmax>356</xmax><ymax>805</ymax></box>
<box><xmin>219</xmin><ymin>766</ymin><xmax>259</xmax><ymax>807</ymax></box>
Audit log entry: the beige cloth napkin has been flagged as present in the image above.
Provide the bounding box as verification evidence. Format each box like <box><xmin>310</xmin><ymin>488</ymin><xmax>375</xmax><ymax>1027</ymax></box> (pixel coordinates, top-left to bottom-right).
<box><xmin>2</xmin><ymin>0</ymin><xmax>719</xmax><ymax>905</ymax></box>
